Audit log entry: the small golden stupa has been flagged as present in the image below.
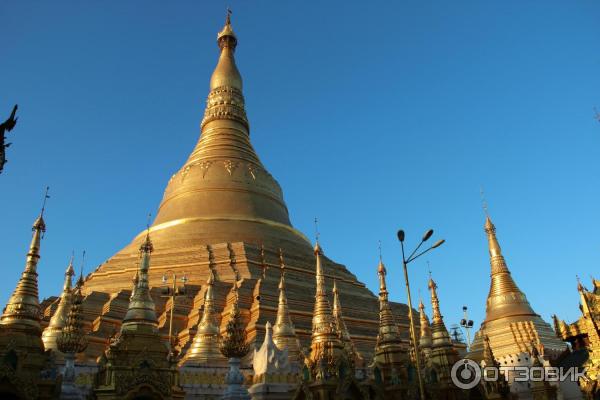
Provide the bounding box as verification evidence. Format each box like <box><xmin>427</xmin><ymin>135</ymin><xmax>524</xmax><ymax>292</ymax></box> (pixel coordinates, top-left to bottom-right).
<box><xmin>469</xmin><ymin>215</ymin><xmax>567</xmax><ymax>361</ymax></box>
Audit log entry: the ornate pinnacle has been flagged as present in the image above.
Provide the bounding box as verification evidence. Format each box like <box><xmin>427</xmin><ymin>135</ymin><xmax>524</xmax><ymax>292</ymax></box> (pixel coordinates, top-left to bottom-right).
<box><xmin>272</xmin><ymin>249</ymin><xmax>301</xmax><ymax>363</ymax></box>
<box><xmin>0</xmin><ymin>211</ymin><xmax>47</xmax><ymax>330</ymax></box>
<box><xmin>308</xmin><ymin>240</ymin><xmax>345</xmax><ymax>376</ymax></box>
<box><xmin>42</xmin><ymin>255</ymin><xmax>76</xmax><ymax>351</ymax></box>
<box><xmin>428</xmin><ymin>275</ymin><xmax>452</xmax><ymax>347</ymax></box>
<box><xmin>428</xmin><ymin>277</ymin><xmax>442</xmax><ymax>324</ymax></box>
<box><xmin>183</xmin><ymin>269</ymin><xmax>225</xmax><ymax>364</ymax></box>
<box><xmin>419</xmin><ymin>300</ymin><xmax>432</xmax><ymax>347</ymax></box>
<box><xmin>57</xmin><ymin>279</ymin><xmax>88</xmax><ymax>354</ymax></box>
<box><xmin>332</xmin><ymin>280</ymin><xmax>351</xmax><ymax>343</ymax></box>
<box><xmin>122</xmin><ymin>232</ymin><xmax>157</xmax><ymax>330</ymax></box>
<box><xmin>220</xmin><ymin>281</ymin><xmax>250</xmax><ymax>359</ymax></box>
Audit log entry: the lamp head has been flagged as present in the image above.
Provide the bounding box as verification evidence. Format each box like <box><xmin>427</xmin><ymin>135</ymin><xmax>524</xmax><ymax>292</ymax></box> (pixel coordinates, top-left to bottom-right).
<box><xmin>397</xmin><ymin>230</ymin><xmax>405</xmax><ymax>243</ymax></box>
<box><xmin>432</xmin><ymin>239</ymin><xmax>445</xmax><ymax>249</ymax></box>
<box><xmin>422</xmin><ymin>229</ymin><xmax>434</xmax><ymax>242</ymax></box>
<box><xmin>162</xmin><ymin>274</ymin><xmax>168</xmax><ymax>284</ymax></box>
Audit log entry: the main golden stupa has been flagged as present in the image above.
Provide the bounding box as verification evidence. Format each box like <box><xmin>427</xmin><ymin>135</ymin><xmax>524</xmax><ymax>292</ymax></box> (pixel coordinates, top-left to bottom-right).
<box><xmin>65</xmin><ymin>14</ymin><xmax>411</xmax><ymax>361</ymax></box>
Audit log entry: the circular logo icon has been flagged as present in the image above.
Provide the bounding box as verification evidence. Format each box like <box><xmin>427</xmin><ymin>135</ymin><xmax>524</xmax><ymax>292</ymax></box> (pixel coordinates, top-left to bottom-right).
<box><xmin>451</xmin><ymin>359</ymin><xmax>481</xmax><ymax>389</ymax></box>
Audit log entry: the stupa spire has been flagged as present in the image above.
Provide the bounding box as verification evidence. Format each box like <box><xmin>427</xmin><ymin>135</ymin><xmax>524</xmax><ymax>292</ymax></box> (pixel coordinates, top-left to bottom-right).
<box><xmin>308</xmin><ymin>240</ymin><xmax>346</xmax><ymax>377</ymax></box>
<box><xmin>428</xmin><ymin>275</ymin><xmax>452</xmax><ymax>347</ymax></box>
<box><xmin>272</xmin><ymin>249</ymin><xmax>301</xmax><ymax>361</ymax></box>
<box><xmin>146</xmin><ymin>11</ymin><xmax>301</xmax><ymax>248</ymax></box>
<box><xmin>42</xmin><ymin>254</ymin><xmax>76</xmax><ymax>351</ymax></box>
<box><xmin>376</xmin><ymin>257</ymin><xmax>401</xmax><ymax>343</ymax></box>
<box><xmin>121</xmin><ymin>231</ymin><xmax>158</xmax><ymax>332</ymax></box>
<box><xmin>419</xmin><ymin>299</ymin><xmax>432</xmax><ymax>350</ymax></box>
<box><xmin>483</xmin><ymin>215</ymin><xmax>537</xmax><ymax>322</ymax></box>
<box><xmin>182</xmin><ymin>269</ymin><xmax>226</xmax><ymax>365</ymax></box>
<box><xmin>1</xmin><ymin>189</ymin><xmax>49</xmax><ymax>330</ymax></box>
<box><xmin>332</xmin><ymin>280</ymin><xmax>353</xmax><ymax>347</ymax></box>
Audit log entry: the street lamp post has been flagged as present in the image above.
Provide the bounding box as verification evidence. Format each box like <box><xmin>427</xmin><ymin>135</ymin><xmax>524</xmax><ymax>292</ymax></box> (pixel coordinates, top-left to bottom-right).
<box><xmin>460</xmin><ymin>306</ymin><xmax>474</xmax><ymax>351</ymax></box>
<box><xmin>397</xmin><ymin>228</ymin><xmax>445</xmax><ymax>400</ymax></box>
<box><xmin>161</xmin><ymin>271</ymin><xmax>188</xmax><ymax>351</ymax></box>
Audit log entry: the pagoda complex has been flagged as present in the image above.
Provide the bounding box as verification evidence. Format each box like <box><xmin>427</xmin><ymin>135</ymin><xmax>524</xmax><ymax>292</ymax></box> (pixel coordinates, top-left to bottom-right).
<box><xmin>1</xmin><ymin>11</ymin><xmax>590</xmax><ymax>400</ymax></box>
<box><xmin>42</xmin><ymin>14</ymin><xmax>411</xmax><ymax>366</ymax></box>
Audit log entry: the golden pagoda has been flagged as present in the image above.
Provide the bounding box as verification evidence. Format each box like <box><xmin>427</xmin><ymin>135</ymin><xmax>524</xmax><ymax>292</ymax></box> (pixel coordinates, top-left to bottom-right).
<box><xmin>554</xmin><ymin>278</ymin><xmax>600</xmax><ymax>398</ymax></box>
<box><xmin>42</xmin><ymin>255</ymin><xmax>75</xmax><ymax>355</ymax></box>
<box><xmin>294</xmin><ymin>241</ymin><xmax>364</xmax><ymax>399</ymax></box>
<box><xmin>93</xmin><ymin>232</ymin><xmax>184</xmax><ymax>400</ymax></box>
<box><xmin>371</xmin><ymin>256</ymin><xmax>412</xmax><ymax>398</ymax></box>
<box><xmin>52</xmin><ymin>12</ymin><xmax>403</xmax><ymax>364</ymax></box>
<box><xmin>423</xmin><ymin>275</ymin><xmax>461</xmax><ymax>400</ymax></box>
<box><xmin>469</xmin><ymin>215</ymin><xmax>567</xmax><ymax>361</ymax></box>
<box><xmin>272</xmin><ymin>249</ymin><xmax>302</xmax><ymax>366</ymax></box>
<box><xmin>0</xmin><ymin>211</ymin><xmax>59</xmax><ymax>399</ymax></box>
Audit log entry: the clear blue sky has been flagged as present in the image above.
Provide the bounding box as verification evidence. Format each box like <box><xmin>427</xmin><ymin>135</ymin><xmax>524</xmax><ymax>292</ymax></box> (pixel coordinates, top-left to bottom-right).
<box><xmin>2</xmin><ymin>1</ymin><xmax>599</xmax><ymax>337</ymax></box>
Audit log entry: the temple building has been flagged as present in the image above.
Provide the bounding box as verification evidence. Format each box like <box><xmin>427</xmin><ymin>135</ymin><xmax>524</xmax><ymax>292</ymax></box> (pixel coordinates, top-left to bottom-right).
<box><xmin>554</xmin><ymin>278</ymin><xmax>600</xmax><ymax>399</ymax></box>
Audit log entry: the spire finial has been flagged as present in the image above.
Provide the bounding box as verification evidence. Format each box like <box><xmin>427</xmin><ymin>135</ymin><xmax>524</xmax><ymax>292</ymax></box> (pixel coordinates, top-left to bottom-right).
<box><xmin>314</xmin><ymin>217</ymin><xmax>320</xmax><ymax>244</ymax></box>
<box><xmin>480</xmin><ymin>186</ymin><xmax>489</xmax><ymax>216</ymax></box>
<box><xmin>226</xmin><ymin>7</ymin><xmax>232</xmax><ymax>25</ymax></box>
<box><xmin>40</xmin><ymin>186</ymin><xmax>50</xmax><ymax>219</ymax></box>
<box><xmin>378</xmin><ymin>240</ymin><xmax>382</xmax><ymax>262</ymax></box>
<box><xmin>77</xmin><ymin>250</ymin><xmax>86</xmax><ymax>286</ymax></box>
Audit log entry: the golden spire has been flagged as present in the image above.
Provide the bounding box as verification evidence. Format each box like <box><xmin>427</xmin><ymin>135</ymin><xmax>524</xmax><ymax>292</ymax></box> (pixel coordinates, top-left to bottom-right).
<box><xmin>419</xmin><ymin>299</ymin><xmax>432</xmax><ymax>349</ymax></box>
<box><xmin>146</xmin><ymin>9</ymin><xmax>302</xmax><ymax>249</ymax></box>
<box><xmin>272</xmin><ymin>249</ymin><xmax>300</xmax><ymax>360</ymax></box>
<box><xmin>1</xmin><ymin>189</ymin><xmax>49</xmax><ymax>330</ymax></box>
<box><xmin>308</xmin><ymin>240</ymin><xmax>346</xmax><ymax>376</ymax></box>
<box><xmin>57</xmin><ymin>275</ymin><xmax>88</xmax><ymax>355</ymax></box>
<box><xmin>211</xmin><ymin>8</ymin><xmax>242</xmax><ymax>92</ymax></box>
<box><xmin>183</xmin><ymin>269</ymin><xmax>226</xmax><ymax>364</ymax></box>
<box><xmin>428</xmin><ymin>275</ymin><xmax>452</xmax><ymax>347</ymax></box>
<box><xmin>220</xmin><ymin>281</ymin><xmax>250</xmax><ymax>358</ymax></box>
<box><xmin>375</xmin><ymin>256</ymin><xmax>402</xmax><ymax>344</ymax></box>
<box><xmin>332</xmin><ymin>280</ymin><xmax>353</xmax><ymax>347</ymax></box>
<box><xmin>483</xmin><ymin>215</ymin><xmax>537</xmax><ymax>323</ymax></box>
<box><xmin>42</xmin><ymin>255</ymin><xmax>76</xmax><ymax>351</ymax></box>
<box><xmin>578</xmin><ymin>277</ymin><xmax>592</xmax><ymax>316</ymax></box>
<box><xmin>121</xmin><ymin>231</ymin><xmax>158</xmax><ymax>332</ymax></box>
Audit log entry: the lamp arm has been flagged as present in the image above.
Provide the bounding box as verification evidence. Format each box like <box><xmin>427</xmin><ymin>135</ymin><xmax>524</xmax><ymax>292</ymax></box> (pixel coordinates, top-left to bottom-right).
<box><xmin>406</xmin><ymin>240</ymin><xmax>424</xmax><ymax>263</ymax></box>
<box><xmin>406</xmin><ymin>245</ymin><xmax>435</xmax><ymax>263</ymax></box>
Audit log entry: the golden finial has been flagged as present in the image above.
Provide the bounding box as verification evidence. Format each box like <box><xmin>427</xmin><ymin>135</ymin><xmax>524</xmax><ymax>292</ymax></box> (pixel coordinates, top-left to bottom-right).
<box><xmin>140</xmin><ymin>213</ymin><xmax>154</xmax><ymax>253</ymax></box>
<box><xmin>480</xmin><ymin>186</ymin><xmax>489</xmax><ymax>217</ymax></box>
<box><xmin>217</xmin><ymin>7</ymin><xmax>237</xmax><ymax>44</ymax></box>
<box><xmin>226</xmin><ymin>7</ymin><xmax>232</xmax><ymax>25</ymax></box>
<box><xmin>314</xmin><ymin>217</ymin><xmax>320</xmax><ymax>243</ymax></box>
<box><xmin>378</xmin><ymin>240</ymin><xmax>382</xmax><ymax>262</ymax></box>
